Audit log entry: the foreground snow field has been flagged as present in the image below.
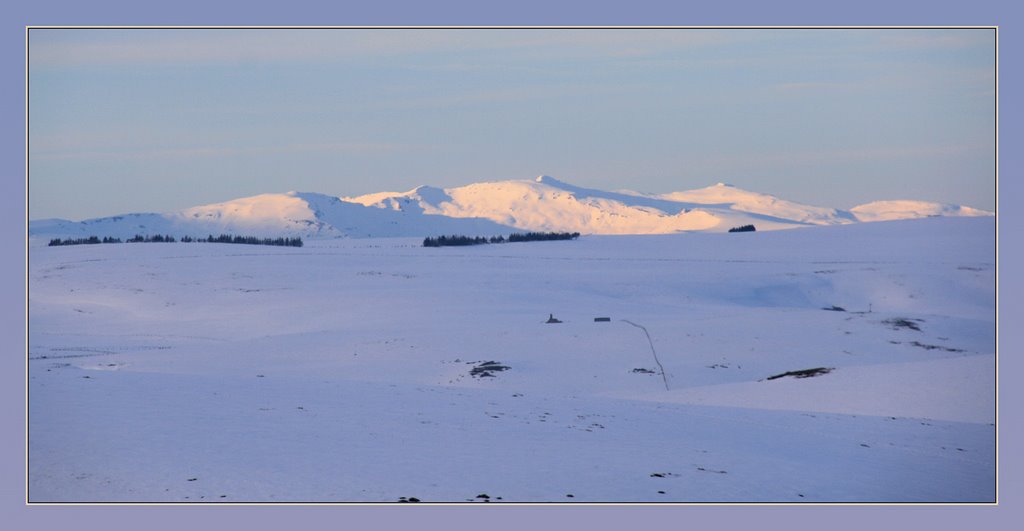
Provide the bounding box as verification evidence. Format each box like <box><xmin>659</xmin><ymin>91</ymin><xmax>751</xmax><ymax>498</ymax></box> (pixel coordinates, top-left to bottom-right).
<box><xmin>27</xmin><ymin>217</ymin><xmax>995</xmax><ymax>503</ymax></box>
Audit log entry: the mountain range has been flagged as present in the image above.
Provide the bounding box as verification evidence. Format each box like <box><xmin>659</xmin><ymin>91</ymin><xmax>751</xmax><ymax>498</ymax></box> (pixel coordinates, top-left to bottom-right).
<box><xmin>29</xmin><ymin>175</ymin><xmax>993</xmax><ymax>240</ymax></box>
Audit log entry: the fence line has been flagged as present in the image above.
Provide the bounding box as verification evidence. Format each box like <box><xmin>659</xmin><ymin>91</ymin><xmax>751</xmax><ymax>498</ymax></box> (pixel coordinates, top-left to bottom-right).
<box><xmin>621</xmin><ymin>320</ymin><xmax>669</xmax><ymax>391</ymax></box>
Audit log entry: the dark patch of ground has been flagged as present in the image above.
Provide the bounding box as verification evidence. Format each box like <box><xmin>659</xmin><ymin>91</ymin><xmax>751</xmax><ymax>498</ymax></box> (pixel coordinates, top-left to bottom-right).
<box><xmin>908</xmin><ymin>341</ymin><xmax>965</xmax><ymax>353</ymax></box>
<box><xmin>765</xmin><ymin>367</ymin><xmax>834</xmax><ymax>381</ymax></box>
<box><xmin>469</xmin><ymin>361</ymin><xmax>510</xmax><ymax>378</ymax></box>
<box><xmin>883</xmin><ymin>318</ymin><xmax>924</xmax><ymax>332</ymax></box>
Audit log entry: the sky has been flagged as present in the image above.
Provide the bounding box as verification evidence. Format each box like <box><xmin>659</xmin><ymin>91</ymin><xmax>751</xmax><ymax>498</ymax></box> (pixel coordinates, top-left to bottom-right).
<box><xmin>28</xmin><ymin>28</ymin><xmax>996</xmax><ymax>221</ymax></box>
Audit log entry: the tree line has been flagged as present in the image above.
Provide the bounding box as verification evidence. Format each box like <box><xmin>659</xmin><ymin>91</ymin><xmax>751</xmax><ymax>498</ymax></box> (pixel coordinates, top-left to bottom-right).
<box><xmin>127</xmin><ymin>234</ymin><xmax>177</xmax><ymax>243</ymax></box>
<box><xmin>189</xmin><ymin>234</ymin><xmax>303</xmax><ymax>247</ymax></box>
<box><xmin>48</xmin><ymin>236</ymin><xmax>122</xmax><ymax>246</ymax></box>
<box><xmin>423</xmin><ymin>231</ymin><xmax>580</xmax><ymax>248</ymax></box>
<box><xmin>48</xmin><ymin>234</ymin><xmax>303</xmax><ymax>247</ymax></box>
<box><xmin>728</xmin><ymin>224</ymin><xmax>756</xmax><ymax>233</ymax></box>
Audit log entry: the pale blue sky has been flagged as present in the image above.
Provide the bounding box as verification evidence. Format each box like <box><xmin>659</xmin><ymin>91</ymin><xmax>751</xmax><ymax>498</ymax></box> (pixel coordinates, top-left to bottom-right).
<box><xmin>28</xmin><ymin>28</ymin><xmax>995</xmax><ymax>220</ymax></box>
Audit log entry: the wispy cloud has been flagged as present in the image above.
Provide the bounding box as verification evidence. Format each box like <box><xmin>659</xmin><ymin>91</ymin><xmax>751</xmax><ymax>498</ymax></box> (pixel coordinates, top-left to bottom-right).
<box><xmin>30</xmin><ymin>30</ymin><xmax>370</xmax><ymax>66</ymax></box>
<box><xmin>690</xmin><ymin>142</ymin><xmax>991</xmax><ymax>175</ymax></box>
<box><xmin>375</xmin><ymin>81</ymin><xmax>653</xmax><ymax>111</ymax></box>
<box><xmin>771</xmin><ymin>81</ymin><xmax>866</xmax><ymax>92</ymax></box>
<box><xmin>875</xmin><ymin>31</ymin><xmax>993</xmax><ymax>51</ymax></box>
<box><xmin>28</xmin><ymin>28</ymin><xmax>738</xmax><ymax>68</ymax></box>
<box><xmin>30</xmin><ymin>140</ymin><xmax>424</xmax><ymax>162</ymax></box>
<box><xmin>770</xmin><ymin>63</ymin><xmax>994</xmax><ymax>96</ymax></box>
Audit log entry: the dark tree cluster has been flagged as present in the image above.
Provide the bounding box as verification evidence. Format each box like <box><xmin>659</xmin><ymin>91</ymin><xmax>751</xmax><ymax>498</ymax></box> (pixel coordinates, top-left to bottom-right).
<box><xmin>423</xmin><ymin>231</ymin><xmax>580</xmax><ymax>248</ymax></box>
<box><xmin>422</xmin><ymin>235</ymin><xmax>490</xmax><ymax>247</ymax></box>
<box><xmin>198</xmin><ymin>234</ymin><xmax>303</xmax><ymax>247</ymax></box>
<box><xmin>127</xmin><ymin>234</ymin><xmax>176</xmax><ymax>243</ymax></box>
<box><xmin>48</xmin><ymin>236</ymin><xmax>122</xmax><ymax>246</ymax></box>
<box><xmin>506</xmin><ymin>231</ymin><xmax>580</xmax><ymax>243</ymax></box>
<box><xmin>728</xmin><ymin>224</ymin><xmax>756</xmax><ymax>233</ymax></box>
<box><xmin>47</xmin><ymin>234</ymin><xmax>303</xmax><ymax>248</ymax></box>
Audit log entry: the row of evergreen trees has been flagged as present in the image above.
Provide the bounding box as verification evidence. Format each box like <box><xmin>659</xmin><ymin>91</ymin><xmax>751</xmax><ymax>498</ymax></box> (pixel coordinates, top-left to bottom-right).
<box><xmin>422</xmin><ymin>235</ymin><xmax>491</xmax><ymax>247</ymax></box>
<box><xmin>728</xmin><ymin>224</ymin><xmax>756</xmax><ymax>233</ymax></box>
<box><xmin>127</xmin><ymin>234</ymin><xmax>177</xmax><ymax>243</ymax></box>
<box><xmin>48</xmin><ymin>236</ymin><xmax>122</xmax><ymax>246</ymax></box>
<box><xmin>195</xmin><ymin>234</ymin><xmax>304</xmax><ymax>247</ymax></box>
<box><xmin>507</xmin><ymin>231</ymin><xmax>581</xmax><ymax>243</ymax></box>
<box><xmin>423</xmin><ymin>231</ymin><xmax>580</xmax><ymax>248</ymax></box>
<box><xmin>48</xmin><ymin>234</ymin><xmax>303</xmax><ymax>247</ymax></box>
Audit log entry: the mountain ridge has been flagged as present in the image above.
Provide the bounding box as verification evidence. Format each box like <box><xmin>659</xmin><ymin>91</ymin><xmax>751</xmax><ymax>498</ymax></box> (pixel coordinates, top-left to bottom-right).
<box><xmin>30</xmin><ymin>176</ymin><xmax>993</xmax><ymax>240</ymax></box>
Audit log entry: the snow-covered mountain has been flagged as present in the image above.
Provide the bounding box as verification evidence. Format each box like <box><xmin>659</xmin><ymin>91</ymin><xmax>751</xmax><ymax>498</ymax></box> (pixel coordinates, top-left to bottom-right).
<box><xmin>30</xmin><ymin>176</ymin><xmax>993</xmax><ymax>240</ymax></box>
<box><xmin>849</xmin><ymin>200</ymin><xmax>993</xmax><ymax>222</ymax></box>
<box><xmin>30</xmin><ymin>191</ymin><xmax>517</xmax><ymax>240</ymax></box>
<box><xmin>652</xmin><ymin>182</ymin><xmax>858</xmax><ymax>225</ymax></box>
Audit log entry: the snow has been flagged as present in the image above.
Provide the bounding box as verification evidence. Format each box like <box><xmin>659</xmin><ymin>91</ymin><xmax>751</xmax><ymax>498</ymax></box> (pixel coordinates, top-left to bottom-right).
<box><xmin>29</xmin><ymin>176</ymin><xmax>991</xmax><ymax>241</ymax></box>
<box><xmin>176</xmin><ymin>192</ymin><xmax>332</xmax><ymax>236</ymax></box>
<box><xmin>349</xmin><ymin>176</ymin><xmax>855</xmax><ymax>234</ymax></box>
<box><xmin>657</xmin><ymin>183</ymin><xmax>857</xmax><ymax>225</ymax></box>
<box><xmin>624</xmin><ymin>355</ymin><xmax>993</xmax><ymax>424</ymax></box>
<box><xmin>27</xmin><ymin>215</ymin><xmax>994</xmax><ymax>502</ymax></box>
<box><xmin>850</xmin><ymin>200</ymin><xmax>994</xmax><ymax>222</ymax></box>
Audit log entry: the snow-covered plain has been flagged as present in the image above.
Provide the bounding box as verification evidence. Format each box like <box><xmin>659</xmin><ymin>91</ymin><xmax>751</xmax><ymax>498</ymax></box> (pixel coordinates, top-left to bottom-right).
<box><xmin>27</xmin><ymin>216</ymin><xmax>995</xmax><ymax>503</ymax></box>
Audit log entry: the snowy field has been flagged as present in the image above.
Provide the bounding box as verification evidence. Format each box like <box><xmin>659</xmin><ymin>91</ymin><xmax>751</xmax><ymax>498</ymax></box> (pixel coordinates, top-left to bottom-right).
<box><xmin>27</xmin><ymin>216</ymin><xmax>996</xmax><ymax>503</ymax></box>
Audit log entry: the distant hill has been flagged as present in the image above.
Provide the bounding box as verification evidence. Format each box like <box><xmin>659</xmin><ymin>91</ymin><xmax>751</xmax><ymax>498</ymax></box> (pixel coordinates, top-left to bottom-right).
<box><xmin>30</xmin><ymin>176</ymin><xmax>993</xmax><ymax>240</ymax></box>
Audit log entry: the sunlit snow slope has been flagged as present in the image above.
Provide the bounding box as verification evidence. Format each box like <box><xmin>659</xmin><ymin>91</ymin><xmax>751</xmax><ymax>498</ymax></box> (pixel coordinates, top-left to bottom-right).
<box><xmin>850</xmin><ymin>200</ymin><xmax>993</xmax><ymax>222</ymax></box>
<box><xmin>31</xmin><ymin>176</ymin><xmax>992</xmax><ymax>240</ymax></box>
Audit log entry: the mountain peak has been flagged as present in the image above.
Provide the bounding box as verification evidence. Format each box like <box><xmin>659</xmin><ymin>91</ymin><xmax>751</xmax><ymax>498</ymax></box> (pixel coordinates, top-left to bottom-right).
<box><xmin>535</xmin><ymin>175</ymin><xmax>564</xmax><ymax>185</ymax></box>
<box><xmin>411</xmin><ymin>185</ymin><xmax>453</xmax><ymax>205</ymax></box>
<box><xmin>715</xmin><ymin>182</ymin><xmax>734</xmax><ymax>188</ymax></box>
<box><xmin>534</xmin><ymin>175</ymin><xmax>581</xmax><ymax>191</ymax></box>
